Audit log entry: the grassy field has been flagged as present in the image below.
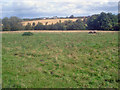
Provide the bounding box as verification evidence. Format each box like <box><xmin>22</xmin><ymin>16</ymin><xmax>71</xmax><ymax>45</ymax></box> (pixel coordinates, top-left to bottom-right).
<box><xmin>2</xmin><ymin>32</ymin><xmax>119</xmax><ymax>88</ymax></box>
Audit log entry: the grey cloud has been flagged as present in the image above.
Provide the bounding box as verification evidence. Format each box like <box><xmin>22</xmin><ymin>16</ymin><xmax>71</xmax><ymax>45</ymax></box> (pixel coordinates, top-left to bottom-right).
<box><xmin>2</xmin><ymin>1</ymin><xmax>118</xmax><ymax>18</ymax></box>
<box><xmin>84</xmin><ymin>2</ymin><xmax>118</xmax><ymax>14</ymax></box>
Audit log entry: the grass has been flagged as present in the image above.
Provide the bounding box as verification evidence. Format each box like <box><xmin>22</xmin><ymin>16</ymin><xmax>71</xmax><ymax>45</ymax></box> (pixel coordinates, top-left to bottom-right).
<box><xmin>2</xmin><ymin>32</ymin><xmax>119</xmax><ymax>88</ymax></box>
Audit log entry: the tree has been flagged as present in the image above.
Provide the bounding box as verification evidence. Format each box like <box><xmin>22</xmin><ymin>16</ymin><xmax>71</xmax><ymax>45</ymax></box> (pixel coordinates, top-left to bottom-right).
<box><xmin>3</xmin><ymin>24</ymin><xmax>11</xmax><ymax>31</ymax></box>
<box><xmin>9</xmin><ymin>16</ymin><xmax>24</xmax><ymax>31</ymax></box>
<box><xmin>69</xmin><ymin>15</ymin><xmax>74</xmax><ymax>18</ymax></box>
<box><xmin>32</xmin><ymin>22</ymin><xmax>36</xmax><ymax>26</ymax></box>
<box><xmin>63</xmin><ymin>20</ymin><xmax>74</xmax><ymax>30</ymax></box>
<box><xmin>59</xmin><ymin>20</ymin><xmax>61</xmax><ymax>23</ymax></box>
<box><xmin>25</xmin><ymin>23</ymin><xmax>33</xmax><ymax>30</ymax></box>
<box><xmin>62</xmin><ymin>20</ymin><xmax>86</xmax><ymax>30</ymax></box>
<box><xmin>34</xmin><ymin>22</ymin><xmax>45</xmax><ymax>30</ymax></box>
<box><xmin>87</xmin><ymin>14</ymin><xmax>99</xmax><ymax>30</ymax></box>
<box><xmin>45</xmin><ymin>22</ymin><xmax>48</xmax><ymax>25</ymax></box>
<box><xmin>2</xmin><ymin>16</ymin><xmax>24</xmax><ymax>31</ymax></box>
<box><xmin>74</xmin><ymin>19</ymin><xmax>86</xmax><ymax>30</ymax></box>
<box><xmin>87</xmin><ymin>12</ymin><xmax>118</xmax><ymax>30</ymax></box>
<box><xmin>55</xmin><ymin>23</ymin><xmax>66</xmax><ymax>30</ymax></box>
<box><xmin>0</xmin><ymin>19</ymin><xmax>1</xmax><ymax>26</ymax></box>
<box><xmin>2</xmin><ymin>17</ymin><xmax>11</xmax><ymax>31</ymax></box>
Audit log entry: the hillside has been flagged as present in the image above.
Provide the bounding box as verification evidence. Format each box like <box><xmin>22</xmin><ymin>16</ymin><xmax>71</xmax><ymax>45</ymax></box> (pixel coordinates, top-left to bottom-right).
<box><xmin>21</xmin><ymin>18</ymin><xmax>84</xmax><ymax>26</ymax></box>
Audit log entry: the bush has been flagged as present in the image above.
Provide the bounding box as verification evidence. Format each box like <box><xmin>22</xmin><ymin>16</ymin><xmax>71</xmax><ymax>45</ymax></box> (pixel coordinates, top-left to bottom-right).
<box><xmin>22</xmin><ymin>32</ymin><xmax>33</xmax><ymax>36</ymax></box>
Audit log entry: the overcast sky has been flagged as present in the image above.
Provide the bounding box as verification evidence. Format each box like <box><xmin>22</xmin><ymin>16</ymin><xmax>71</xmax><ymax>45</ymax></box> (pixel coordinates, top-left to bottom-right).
<box><xmin>1</xmin><ymin>0</ymin><xmax>119</xmax><ymax>19</ymax></box>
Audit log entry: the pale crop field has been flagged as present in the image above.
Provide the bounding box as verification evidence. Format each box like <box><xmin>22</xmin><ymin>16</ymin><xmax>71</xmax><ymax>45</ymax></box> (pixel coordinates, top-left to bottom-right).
<box><xmin>21</xmin><ymin>18</ymin><xmax>80</xmax><ymax>26</ymax></box>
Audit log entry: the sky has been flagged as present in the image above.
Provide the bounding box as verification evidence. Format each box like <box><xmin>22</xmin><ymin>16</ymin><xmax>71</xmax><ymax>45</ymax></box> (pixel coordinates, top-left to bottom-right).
<box><xmin>1</xmin><ymin>0</ymin><xmax>119</xmax><ymax>19</ymax></box>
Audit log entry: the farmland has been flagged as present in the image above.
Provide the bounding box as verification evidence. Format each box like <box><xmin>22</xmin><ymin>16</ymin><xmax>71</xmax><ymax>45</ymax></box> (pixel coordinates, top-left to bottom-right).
<box><xmin>2</xmin><ymin>32</ymin><xmax>119</xmax><ymax>88</ymax></box>
<box><xmin>21</xmin><ymin>18</ymin><xmax>80</xmax><ymax>26</ymax></box>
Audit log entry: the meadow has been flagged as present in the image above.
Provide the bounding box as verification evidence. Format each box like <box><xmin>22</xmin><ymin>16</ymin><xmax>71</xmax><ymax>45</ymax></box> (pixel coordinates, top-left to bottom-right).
<box><xmin>2</xmin><ymin>32</ymin><xmax>119</xmax><ymax>88</ymax></box>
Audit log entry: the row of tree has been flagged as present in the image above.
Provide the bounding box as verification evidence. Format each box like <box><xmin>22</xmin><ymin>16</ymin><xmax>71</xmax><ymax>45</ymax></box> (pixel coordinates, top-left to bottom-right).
<box><xmin>33</xmin><ymin>19</ymin><xmax>87</xmax><ymax>30</ymax></box>
<box><xmin>2</xmin><ymin>17</ymin><xmax>24</xmax><ymax>31</ymax></box>
<box><xmin>2</xmin><ymin>12</ymin><xmax>119</xmax><ymax>31</ymax></box>
<box><xmin>87</xmin><ymin>12</ymin><xmax>119</xmax><ymax>30</ymax></box>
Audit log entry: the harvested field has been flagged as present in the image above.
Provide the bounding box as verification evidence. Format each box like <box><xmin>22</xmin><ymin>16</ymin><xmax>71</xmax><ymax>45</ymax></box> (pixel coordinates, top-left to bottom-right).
<box><xmin>21</xmin><ymin>18</ymin><xmax>79</xmax><ymax>26</ymax></box>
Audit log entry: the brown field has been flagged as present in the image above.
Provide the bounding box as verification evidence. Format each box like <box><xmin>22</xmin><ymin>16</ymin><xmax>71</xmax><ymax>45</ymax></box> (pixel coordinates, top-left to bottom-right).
<box><xmin>1</xmin><ymin>30</ymin><xmax>118</xmax><ymax>33</ymax></box>
<box><xmin>21</xmin><ymin>18</ymin><xmax>81</xmax><ymax>26</ymax></box>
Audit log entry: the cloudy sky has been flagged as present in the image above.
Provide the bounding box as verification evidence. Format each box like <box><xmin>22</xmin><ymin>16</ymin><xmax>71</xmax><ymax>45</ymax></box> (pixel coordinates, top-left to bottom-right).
<box><xmin>1</xmin><ymin>0</ymin><xmax>119</xmax><ymax>18</ymax></box>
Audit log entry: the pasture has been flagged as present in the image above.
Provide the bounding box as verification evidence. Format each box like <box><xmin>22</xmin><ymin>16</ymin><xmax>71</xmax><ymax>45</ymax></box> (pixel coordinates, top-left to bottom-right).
<box><xmin>2</xmin><ymin>32</ymin><xmax>119</xmax><ymax>88</ymax></box>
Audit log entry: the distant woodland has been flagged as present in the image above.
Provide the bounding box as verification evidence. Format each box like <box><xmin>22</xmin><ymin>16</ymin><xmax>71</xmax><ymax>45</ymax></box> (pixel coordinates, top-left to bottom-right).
<box><xmin>1</xmin><ymin>12</ymin><xmax>120</xmax><ymax>31</ymax></box>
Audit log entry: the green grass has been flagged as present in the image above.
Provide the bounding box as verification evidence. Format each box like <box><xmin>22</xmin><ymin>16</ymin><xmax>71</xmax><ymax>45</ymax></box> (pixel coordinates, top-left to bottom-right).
<box><xmin>2</xmin><ymin>32</ymin><xmax>119</xmax><ymax>88</ymax></box>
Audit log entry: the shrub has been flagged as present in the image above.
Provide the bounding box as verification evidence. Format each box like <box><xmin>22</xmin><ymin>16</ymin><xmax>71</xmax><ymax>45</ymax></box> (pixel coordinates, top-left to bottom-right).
<box><xmin>22</xmin><ymin>32</ymin><xmax>33</xmax><ymax>36</ymax></box>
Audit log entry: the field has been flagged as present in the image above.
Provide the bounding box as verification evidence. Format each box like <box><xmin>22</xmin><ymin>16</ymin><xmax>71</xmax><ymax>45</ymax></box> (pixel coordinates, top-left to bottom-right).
<box><xmin>2</xmin><ymin>32</ymin><xmax>119</xmax><ymax>88</ymax></box>
<box><xmin>21</xmin><ymin>18</ymin><xmax>79</xmax><ymax>26</ymax></box>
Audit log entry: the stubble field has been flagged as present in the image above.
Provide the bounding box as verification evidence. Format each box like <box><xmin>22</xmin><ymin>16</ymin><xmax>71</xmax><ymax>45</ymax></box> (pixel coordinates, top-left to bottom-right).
<box><xmin>21</xmin><ymin>18</ymin><xmax>79</xmax><ymax>26</ymax></box>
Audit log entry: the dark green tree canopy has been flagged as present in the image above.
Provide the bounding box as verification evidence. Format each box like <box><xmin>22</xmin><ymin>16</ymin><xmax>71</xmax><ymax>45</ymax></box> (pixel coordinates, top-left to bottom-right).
<box><xmin>25</xmin><ymin>23</ymin><xmax>33</xmax><ymax>30</ymax></box>
<box><xmin>2</xmin><ymin>16</ymin><xmax>24</xmax><ymax>31</ymax></box>
<box><xmin>69</xmin><ymin>15</ymin><xmax>74</xmax><ymax>18</ymax></box>
<box><xmin>87</xmin><ymin>12</ymin><xmax>118</xmax><ymax>30</ymax></box>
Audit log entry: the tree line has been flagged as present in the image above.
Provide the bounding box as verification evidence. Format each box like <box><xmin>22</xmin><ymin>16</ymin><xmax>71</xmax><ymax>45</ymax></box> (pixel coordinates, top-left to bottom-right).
<box><xmin>2</xmin><ymin>12</ymin><xmax>119</xmax><ymax>31</ymax></box>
